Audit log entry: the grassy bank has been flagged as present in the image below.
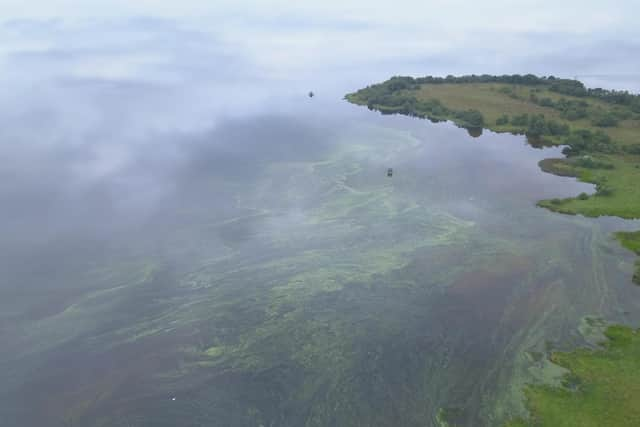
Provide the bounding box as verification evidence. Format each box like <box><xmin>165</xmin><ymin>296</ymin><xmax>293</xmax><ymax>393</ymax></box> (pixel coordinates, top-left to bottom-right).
<box><xmin>537</xmin><ymin>155</ymin><xmax>640</xmax><ymax>220</ymax></box>
<box><xmin>346</xmin><ymin>75</ymin><xmax>640</xmax><ymax>426</ymax></box>
<box><xmin>505</xmin><ymin>325</ymin><xmax>640</xmax><ymax>427</ymax></box>
<box><xmin>616</xmin><ymin>231</ymin><xmax>640</xmax><ymax>284</ymax></box>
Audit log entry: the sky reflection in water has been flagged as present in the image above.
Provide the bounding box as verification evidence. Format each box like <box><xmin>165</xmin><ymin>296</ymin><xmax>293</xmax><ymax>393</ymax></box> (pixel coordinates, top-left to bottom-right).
<box><xmin>1</xmin><ymin>9</ymin><xmax>640</xmax><ymax>427</ymax></box>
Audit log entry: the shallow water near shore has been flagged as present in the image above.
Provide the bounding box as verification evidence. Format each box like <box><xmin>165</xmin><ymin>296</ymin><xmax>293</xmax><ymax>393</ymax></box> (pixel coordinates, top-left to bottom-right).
<box><xmin>2</xmin><ymin>82</ymin><xmax>640</xmax><ymax>426</ymax></box>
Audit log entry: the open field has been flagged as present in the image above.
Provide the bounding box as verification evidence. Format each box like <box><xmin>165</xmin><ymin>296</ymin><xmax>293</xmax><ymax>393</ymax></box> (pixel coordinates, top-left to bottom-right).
<box><xmin>411</xmin><ymin>83</ymin><xmax>640</xmax><ymax>148</ymax></box>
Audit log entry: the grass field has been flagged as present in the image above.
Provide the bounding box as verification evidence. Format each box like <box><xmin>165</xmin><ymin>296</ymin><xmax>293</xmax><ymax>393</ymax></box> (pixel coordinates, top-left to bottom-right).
<box><xmin>416</xmin><ymin>84</ymin><xmax>555</xmax><ymax>123</ymax></box>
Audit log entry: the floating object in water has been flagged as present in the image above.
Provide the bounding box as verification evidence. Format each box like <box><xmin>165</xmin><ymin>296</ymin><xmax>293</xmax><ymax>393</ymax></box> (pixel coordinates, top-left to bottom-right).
<box><xmin>387</xmin><ymin>168</ymin><xmax>393</xmax><ymax>177</ymax></box>
<box><xmin>171</xmin><ymin>397</ymin><xmax>176</xmax><ymax>401</ymax></box>
<box><xmin>308</xmin><ymin>91</ymin><xmax>314</xmax><ymax>98</ymax></box>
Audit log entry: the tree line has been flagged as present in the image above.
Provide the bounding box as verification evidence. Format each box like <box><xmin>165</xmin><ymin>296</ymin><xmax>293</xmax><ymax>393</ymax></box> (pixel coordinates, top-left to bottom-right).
<box><xmin>549</xmin><ymin>79</ymin><xmax>640</xmax><ymax>112</ymax></box>
<box><xmin>356</xmin><ymin>74</ymin><xmax>640</xmax><ymax>113</ymax></box>
<box><xmin>495</xmin><ymin>112</ymin><xmax>615</xmax><ymax>155</ymax></box>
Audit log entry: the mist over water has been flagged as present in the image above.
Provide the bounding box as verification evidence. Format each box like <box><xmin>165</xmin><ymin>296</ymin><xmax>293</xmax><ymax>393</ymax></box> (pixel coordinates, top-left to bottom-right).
<box><xmin>1</xmin><ymin>11</ymin><xmax>640</xmax><ymax>427</ymax></box>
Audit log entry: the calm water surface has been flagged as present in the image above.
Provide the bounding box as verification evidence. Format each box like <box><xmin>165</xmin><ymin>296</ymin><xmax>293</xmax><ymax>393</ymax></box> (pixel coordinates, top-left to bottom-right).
<box><xmin>1</xmin><ymin>76</ymin><xmax>640</xmax><ymax>427</ymax></box>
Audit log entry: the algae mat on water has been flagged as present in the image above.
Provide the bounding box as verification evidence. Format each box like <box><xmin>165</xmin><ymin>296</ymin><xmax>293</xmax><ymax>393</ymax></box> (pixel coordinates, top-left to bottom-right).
<box><xmin>1</xmin><ymin>123</ymin><xmax>482</xmax><ymax>426</ymax></box>
<box><xmin>4</xmin><ymin>112</ymin><xmax>636</xmax><ymax>426</ymax></box>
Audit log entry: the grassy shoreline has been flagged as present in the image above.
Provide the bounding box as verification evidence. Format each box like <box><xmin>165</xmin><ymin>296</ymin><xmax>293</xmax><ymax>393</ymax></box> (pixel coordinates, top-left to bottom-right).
<box><xmin>505</xmin><ymin>325</ymin><xmax>640</xmax><ymax>427</ymax></box>
<box><xmin>346</xmin><ymin>75</ymin><xmax>640</xmax><ymax>426</ymax></box>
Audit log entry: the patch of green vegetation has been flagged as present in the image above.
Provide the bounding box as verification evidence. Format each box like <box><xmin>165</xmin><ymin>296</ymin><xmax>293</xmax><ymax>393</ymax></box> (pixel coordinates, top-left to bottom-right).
<box><xmin>616</xmin><ymin>230</ymin><xmax>640</xmax><ymax>254</ymax></box>
<box><xmin>578</xmin><ymin>316</ymin><xmax>609</xmax><ymax>346</ymax></box>
<box><xmin>506</xmin><ymin>325</ymin><xmax>640</xmax><ymax>426</ymax></box>
<box><xmin>504</xmin><ymin>419</ymin><xmax>529</xmax><ymax>427</ymax></box>
<box><xmin>615</xmin><ymin>231</ymin><xmax>640</xmax><ymax>284</ymax></box>
<box><xmin>537</xmin><ymin>155</ymin><xmax>640</xmax><ymax>219</ymax></box>
<box><xmin>436</xmin><ymin>407</ymin><xmax>465</xmax><ymax>426</ymax></box>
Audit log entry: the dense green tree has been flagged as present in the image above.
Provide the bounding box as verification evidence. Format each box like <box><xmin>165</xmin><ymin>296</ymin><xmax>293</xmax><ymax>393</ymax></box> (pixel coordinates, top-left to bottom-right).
<box><xmin>550</xmin><ymin>79</ymin><xmax>588</xmax><ymax>97</ymax></box>
<box><xmin>526</xmin><ymin>114</ymin><xmax>548</xmax><ymax>137</ymax></box>
<box><xmin>562</xmin><ymin>108</ymin><xmax>587</xmax><ymax>121</ymax></box>
<box><xmin>454</xmin><ymin>109</ymin><xmax>484</xmax><ymax>127</ymax></box>
<box><xmin>495</xmin><ymin>115</ymin><xmax>509</xmax><ymax>125</ymax></box>
<box><xmin>546</xmin><ymin>119</ymin><xmax>570</xmax><ymax>136</ymax></box>
<box><xmin>511</xmin><ymin>113</ymin><xmax>529</xmax><ymax>127</ymax></box>
<box><xmin>562</xmin><ymin>129</ymin><xmax>615</xmax><ymax>156</ymax></box>
<box><xmin>538</xmin><ymin>97</ymin><xmax>555</xmax><ymax>107</ymax></box>
<box><xmin>591</xmin><ymin>112</ymin><xmax>619</xmax><ymax>127</ymax></box>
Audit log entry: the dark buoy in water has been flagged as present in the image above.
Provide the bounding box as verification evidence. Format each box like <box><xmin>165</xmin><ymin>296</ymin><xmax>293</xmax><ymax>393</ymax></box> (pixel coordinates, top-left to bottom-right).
<box><xmin>387</xmin><ymin>168</ymin><xmax>393</xmax><ymax>177</ymax></box>
<box><xmin>308</xmin><ymin>91</ymin><xmax>314</xmax><ymax>98</ymax></box>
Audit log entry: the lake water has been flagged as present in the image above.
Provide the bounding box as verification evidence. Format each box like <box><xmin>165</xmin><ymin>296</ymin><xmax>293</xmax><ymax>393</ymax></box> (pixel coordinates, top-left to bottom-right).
<box><xmin>2</xmin><ymin>89</ymin><xmax>640</xmax><ymax>426</ymax></box>
<box><xmin>1</xmin><ymin>24</ymin><xmax>640</xmax><ymax>425</ymax></box>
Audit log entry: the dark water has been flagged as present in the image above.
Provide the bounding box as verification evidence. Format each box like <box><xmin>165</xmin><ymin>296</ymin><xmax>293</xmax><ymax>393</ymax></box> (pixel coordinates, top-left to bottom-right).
<box><xmin>2</xmin><ymin>88</ymin><xmax>640</xmax><ymax>427</ymax></box>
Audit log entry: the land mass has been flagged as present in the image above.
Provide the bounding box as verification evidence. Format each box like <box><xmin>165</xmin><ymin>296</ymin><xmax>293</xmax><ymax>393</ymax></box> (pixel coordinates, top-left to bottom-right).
<box><xmin>346</xmin><ymin>74</ymin><xmax>640</xmax><ymax>426</ymax></box>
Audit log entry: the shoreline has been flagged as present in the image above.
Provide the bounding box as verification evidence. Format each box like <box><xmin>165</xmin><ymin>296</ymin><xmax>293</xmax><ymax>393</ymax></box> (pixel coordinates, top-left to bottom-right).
<box><xmin>345</xmin><ymin>74</ymin><xmax>640</xmax><ymax>426</ymax></box>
